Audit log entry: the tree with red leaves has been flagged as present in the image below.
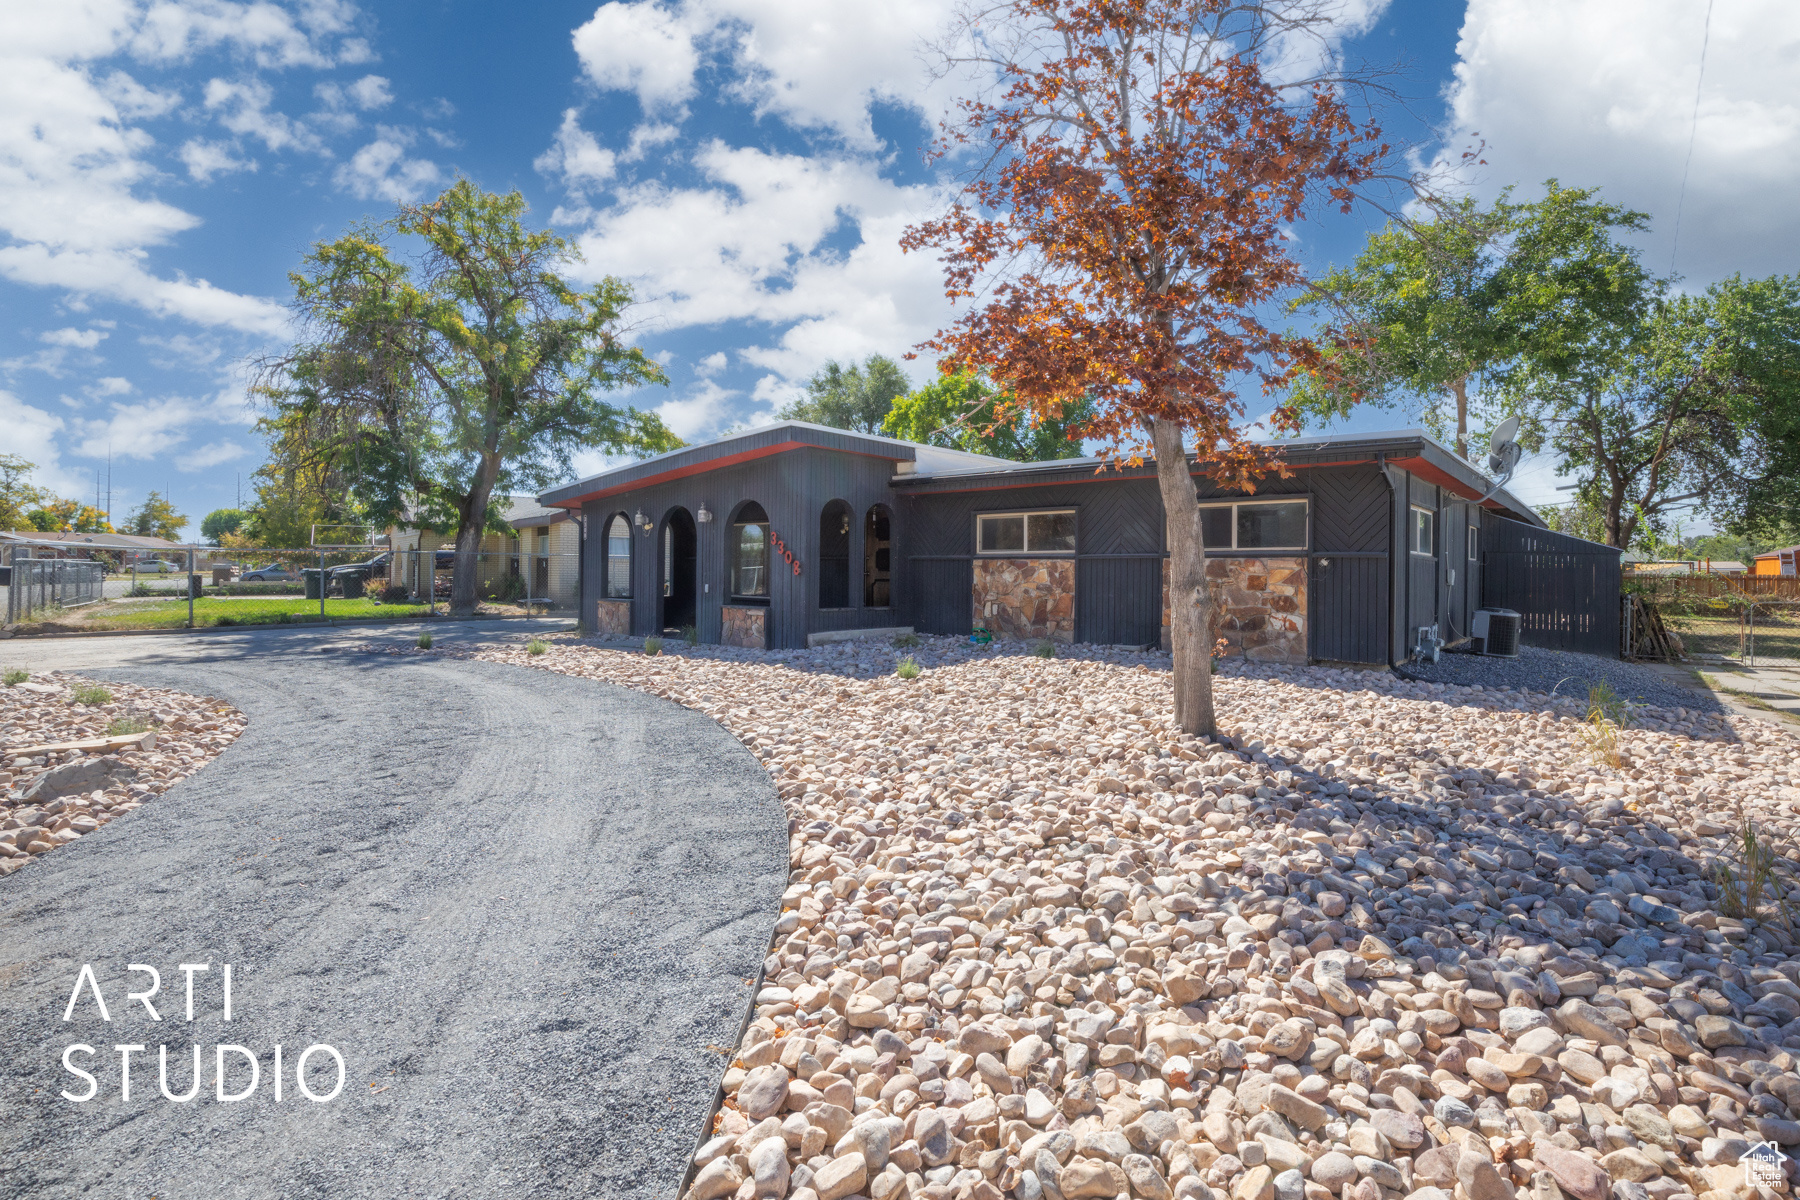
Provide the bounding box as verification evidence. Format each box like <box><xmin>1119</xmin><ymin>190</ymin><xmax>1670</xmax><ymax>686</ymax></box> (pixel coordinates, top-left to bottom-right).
<box><xmin>905</xmin><ymin>0</ymin><xmax>1389</xmax><ymax>736</ymax></box>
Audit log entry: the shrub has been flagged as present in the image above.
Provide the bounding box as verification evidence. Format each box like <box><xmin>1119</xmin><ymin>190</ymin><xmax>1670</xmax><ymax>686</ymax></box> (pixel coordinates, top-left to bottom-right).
<box><xmin>3</xmin><ymin>669</ymin><xmax>27</xmax><ymax>686</ymax></box>
<box><xmin>1033</xmin><ymin>639</ymin><xmax>1056</xmax><ymax>659</ymax></box>
<box><xmin>896</xmin><ymin>657</ymin><xmax>920</xmax><ymax>679</ymax></box>
<box><xmin>527</xmin><ymin>638</ymin><xmax>550</xmax><ymax>656</ymax></box>
<box><xmin>70</xmin><ymin>683</ymin><xmax>113</xmax><ymax>706</ymax></box>
<box><xmin>681</xmin><ymin>623</ymin><xmax>699</xmax><ymax>646</ymax></box>
<box><xmin>892</xmin><ymin>631</ymin><xmax>921</xmax><ymax>649</ymax></box>
<box><xmin>381</xmin><ymin>585</ymin><xmax>410</xmax><ymax>603</ymax></box>
<box><xmin>643</xmin><ymin>637</ymin><xmax>663</xmax><ymax>656</ymax></box>
<box><xmin>214</xmin><ymin>615</ymin><xmax>239</xmax><ymax>627</ymax></box>
<box><xmin>108</xmin><ymin>716</ymin><xmax>153</xmax><ymax>736</ymax></box>
<box><xmin>417</xmin><ymin>631</ymin><xmax>433</xmax><ymax>649</ymax></box>
<box><xmin>1711</xmin><ymin>819</ymin><xmax>1795</xmax><ymax>928</ymax></box>
<box><xmin>1580</xmin><ymin>681</ymin><xmax>1630</xmax><ymax>767</ymax></box>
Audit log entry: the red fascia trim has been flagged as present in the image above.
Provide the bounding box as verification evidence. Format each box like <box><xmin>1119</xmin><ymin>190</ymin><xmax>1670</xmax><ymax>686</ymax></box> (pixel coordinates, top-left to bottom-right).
<box><xmin>546</xmin><ymin>440</ymin><xmax>807</xmax><ymax>508</ymax></box>
<box><xmin>1387</xmin><ymin>456</ymin><xmax>1494</xmax><ymax>505</ymax></box>
<box><xmin>550</xmin><ymin>440</ymin><xmax>912</xmax><ymax>509</ymax></box>
<box><xmin>903</xmin><ymin>458</ymin><xmax>1378</xmax><ymax>495</ymax></box>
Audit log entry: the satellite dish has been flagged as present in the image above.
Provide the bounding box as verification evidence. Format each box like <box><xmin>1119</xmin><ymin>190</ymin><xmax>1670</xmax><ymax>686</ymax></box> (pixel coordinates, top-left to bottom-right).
<box><xmin>1487</xmin><ymin>416</ymin><xmax>1522</xmax><ymax>475</ymax></box>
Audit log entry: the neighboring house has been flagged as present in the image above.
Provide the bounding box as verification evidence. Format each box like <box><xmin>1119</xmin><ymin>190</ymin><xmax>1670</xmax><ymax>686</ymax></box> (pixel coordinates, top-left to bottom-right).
<box><xmin>1753</xmin><ymin>546</ymin><xmax>1799</xmax><ymax>576</ymax></box>
<box><xmin>537</xmin><ymin>421</ymin><xmax>1622</xmax><ymax>665</ymax></box>
<box><xmin>383</xmin><ymin>496</ymin><xmax>580</xmax><ymax>607</ymax></box>
<box><xmin>1698</xmin><ymin>560</ymin><xmax>1746</xmax><ymax>575</ymax></box>
<box><xmin>0</xmin><ymin>530</ymin><xmax>188</xmax><ymax>566</ymax></box>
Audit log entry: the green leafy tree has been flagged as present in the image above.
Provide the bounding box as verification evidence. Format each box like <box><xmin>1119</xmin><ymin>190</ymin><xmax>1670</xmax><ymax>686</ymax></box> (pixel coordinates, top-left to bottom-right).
<box><xmin>779</xmin><ymin>356</ymin><xmax>909</xmax><ymax>434</ymax></box>
<box><xmin>200</xmin><ymin>508</ymin><xmax>249</xmax><ymax>544</ymax></box>
<box><xmin>27</xmin><ymin>498</ymin><xmax>113</xmax><ymax>533</ymax></box>
<box><xmin>1295</xmin><ymin>183</ymin><xmax>1656</xmax><ymax>458</ymax></box>
<box><xmin>126</xmin><ymin>491</ymin><xmax>187</xmax><ymax>541</ymax></box>
<box><xmin>882</xmin><ymin>372</ymin><xmax>1092</xmax><ymax>461</ymax></box>
<box><xmin>253</xmin><ymin>180</ymin><xmax>679</xmax><ymax>614</ymax></box>
<box><xmin>0</xmin><ymin>454</ymin><xmax>49</xmax><ymax>530</ymax></box>
<box><xmin>1535</xmin><ymin>498</ymin><xmax>1608</xmax><ymax>545</ymax></box>
<box><xmin>1517</xmin><ymin>274</ymin><xmax>1800</xmax><ymax>550</ymax></box>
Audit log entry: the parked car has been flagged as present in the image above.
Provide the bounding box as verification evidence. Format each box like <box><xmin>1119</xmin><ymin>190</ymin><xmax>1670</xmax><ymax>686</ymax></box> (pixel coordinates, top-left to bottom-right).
<box><xmin>327</xmin><ymin>551</ymin><xmax>392</xmax><ymax>582</ymax></box>
<box><xmin>135</xmin><ymin>559</ymin><xmax>182</xmax><ymax>574</ymax></box>
<box><xmin>241</xmin><ymin>563</ymin><xmax>301</xmax><ymax>582</ymax></box>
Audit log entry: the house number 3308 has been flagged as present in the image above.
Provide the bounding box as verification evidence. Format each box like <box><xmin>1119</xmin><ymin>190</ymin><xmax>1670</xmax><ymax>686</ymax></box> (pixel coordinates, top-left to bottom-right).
<box><xmin>771</xmin><ymin>532</ymin><xmax>802</xmax><ymax>575</ymax></box>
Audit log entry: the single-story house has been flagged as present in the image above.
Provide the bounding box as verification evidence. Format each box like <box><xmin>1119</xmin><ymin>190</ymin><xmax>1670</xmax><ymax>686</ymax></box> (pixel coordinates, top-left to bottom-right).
<box><xmin>1753</xmin><ymin>546</ymin><xmax>1799</xmax><ymax>576</ymax></box>
<box><xmin>383</xmin><ymin>496</ymin><xmax>579</xmax><ymax>606</ymax></box>
<box><xmin>0</xmin><ymin>530</ymin><xmax>187</xmax><ymax>565</ymax></box>
<box><xmin>537</xmin><ymin>422</ymin><xmax>1622</xmax><ymax>666</ymax></box>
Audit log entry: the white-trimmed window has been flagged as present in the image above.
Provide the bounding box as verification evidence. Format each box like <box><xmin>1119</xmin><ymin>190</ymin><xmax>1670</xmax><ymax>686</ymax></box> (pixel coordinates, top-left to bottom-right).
<box><xmin>605</xmin><ymin>514</ymin><xmax>631</xmax><ymax>597</ymax></box>
<box><xmin>977</xmin><ymin>509</ymin><xmax>1076</xmax><ymax>555</ymax></box>
<box><xmin>1466</xmin><ymin>523</ymin><xmax>1478</xmax><ymax>563</ymax></box>
<box><xmin>1411</xmin><ymin>506</ymin><xmax>1435</xmax><ymax>556</ymax></box>
<box><xmin>1197</xmin><ymin>498</ymin><xmax>1309</xmax><ymax>551</ymax></box>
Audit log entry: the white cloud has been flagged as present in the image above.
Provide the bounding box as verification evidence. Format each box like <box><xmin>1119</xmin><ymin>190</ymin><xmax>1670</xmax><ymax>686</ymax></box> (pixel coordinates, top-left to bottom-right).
<box><xmin>1434</xmin><ymin>0</ymin><xmax>1800</xmax><ymax>283</ymax></box>
<box><xmin>202</xmin><ymin>76</ymin><xmax>324</xmax><ymax>153</ymax></box>
<box><xmin>41</xmin><ymin>327</ymin><xmax>110</xmax><ymax>349</ymax></box>
<box><xmin>653</xmin><ymin>379</ymin><xmax>746</xmax><ymax>441</ymax></box>
<box><xmin>92</xmin><ymin>376</ymin><xmax>132</xmax><ymax>395</ymax></box>
<box><xmin>333</xmin><ymin>127</ymin><xmax>441</xmax><ymax>202</ymax></box>
<box><xmin>72</xmin><ymin>387</ymin><xmax>249</xmax><ymax>460</ymax></box>
<box><xmin>0</xmin><ymin>388</ymin><xmax>80</xmax><ymax>496</ymax></box>
<box><xmin>0</xmin><ymin>4</ymin><xmax>314</xmax><ymax>334</ymax></box>
<box><xmin>571</xmin><ymin>1</ymin><xmax>701</xmax><ymax>114</ymax></box>
<box><xmin>534</xmin><ymin>109</ymin><xmax>616</xmax><ymax>192</ymax></box>
<box><xmin>622</xmin><ymin>120</ymin><xmax>680</xmax><ymax>162</ymax></box>
<box><xmin>571</xmin><ymin>142</ymin><xmax>950</xmax><ymax>382</ymax></box>
<box><xmin>178</xmin><ymin>137</ymin><xmax>256</xmax><ymax>181</ymax></box>
<box><xmin>695</xmin><ymin>351</ymin><xmax>727</xmax><ymax>376</ymax></box>
<box><xmin>179</xmin><ymin>439</ymin><xmax>249</xmax><ymax>471</ymax></box>
<box><xmin>97</xmin><ymin>68</ymin><xmax>180</xmax><ymax>117</ymax></box>
<box><xmin>316</xmin><ymin>72</ymin><xmax>393</xmax><ymax>111</ymax></box>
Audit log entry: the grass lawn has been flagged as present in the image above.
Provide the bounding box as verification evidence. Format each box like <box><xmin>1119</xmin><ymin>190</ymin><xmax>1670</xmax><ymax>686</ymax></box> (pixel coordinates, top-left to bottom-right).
<box><xmin>39</xmin><ymin>597</ymin><xmax>431</xmax><ymax>630</ymax></box>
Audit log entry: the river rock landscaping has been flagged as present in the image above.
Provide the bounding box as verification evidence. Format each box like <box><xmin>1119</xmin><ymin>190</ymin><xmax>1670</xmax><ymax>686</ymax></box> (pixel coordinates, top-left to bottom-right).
<box><xmin>466</xmin><ymin>633</ymin><xmax>1800</xmax><ymax>1200</ymax></box>
<box><xmin>1</xmin><ymin>672</ymin><xmax>246</xmax><ymax>877</ymax></box>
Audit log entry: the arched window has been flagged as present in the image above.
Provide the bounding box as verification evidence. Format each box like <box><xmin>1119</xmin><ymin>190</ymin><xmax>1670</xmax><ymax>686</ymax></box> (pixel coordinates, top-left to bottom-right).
<box><xmin>864</xmin><ymin>504</ymin><xmax>892</xmax><ymax>608</ymax></box>
<box><xmin>818</xmin><ymin>500</ymin><xmax>852</xmax><ymax>609</ymax></box>
<box><xmin>605</xmin><ymin>513</ymin><xmax>631</xmax><ymax>597</ymax></box>
<box><xmin>730</xmin><ymin>502</ymin><xmax>769</xmax><ymax>598</ymax></box>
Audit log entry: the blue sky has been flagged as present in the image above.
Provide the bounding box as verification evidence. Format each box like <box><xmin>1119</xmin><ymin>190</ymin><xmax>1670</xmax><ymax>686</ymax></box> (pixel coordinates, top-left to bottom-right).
<box><xmin>4</xmin><ymin>0</ymin><xmax>1795</xmax><ymax>540</ymax></box>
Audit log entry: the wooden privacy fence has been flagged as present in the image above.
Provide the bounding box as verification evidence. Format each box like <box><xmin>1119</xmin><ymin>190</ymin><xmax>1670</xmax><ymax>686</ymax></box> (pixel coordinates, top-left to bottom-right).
<box><xmin>1479</xmin><ymin>515</ymin><xmax>1622</xmax><ymax>656</ymax></box>
<box><xmin>1629</xmin><ymin>573</ymin><xmax>1800</xmax><ymax>602</ymax></box>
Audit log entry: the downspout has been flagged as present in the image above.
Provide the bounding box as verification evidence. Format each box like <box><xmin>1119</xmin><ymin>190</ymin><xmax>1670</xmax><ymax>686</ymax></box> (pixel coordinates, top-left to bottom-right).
<box><xmin>575</xmin><ymin>509</ymin><xmax>587</xmax><ymax>634</ymax></box>
<box><xmin>1378</xmin><ymin>456</ymin><xmax>1406</xmax><ymax>667</ymax></box>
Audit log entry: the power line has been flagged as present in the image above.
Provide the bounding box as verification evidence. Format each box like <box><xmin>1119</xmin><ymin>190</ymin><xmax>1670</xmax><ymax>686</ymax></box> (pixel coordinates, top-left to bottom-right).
<box><xmin>1669</xmin><ymin>0</ymin><xmax>1715</xmax><ymax>277</ymax></box>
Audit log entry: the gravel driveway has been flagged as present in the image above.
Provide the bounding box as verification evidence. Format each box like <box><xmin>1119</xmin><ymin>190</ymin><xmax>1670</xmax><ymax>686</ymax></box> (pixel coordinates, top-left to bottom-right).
<box><xmin>0</xmin><ymin>627</ymin><xmax>787</xmax><ymax>1199</ymax></box>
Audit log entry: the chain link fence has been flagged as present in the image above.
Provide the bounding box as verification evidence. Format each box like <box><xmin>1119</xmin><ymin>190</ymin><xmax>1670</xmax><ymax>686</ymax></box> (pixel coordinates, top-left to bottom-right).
<box><xmin>1625</xmin><ymin>575</ymin><xmax>1800</xmax><ymax>664</ymax></box>
<box><xmin>2</xmin><ymin>558</ymin><xmax>106</xmax><ymax>623</ymax></box>
<box><xmin>4</xmin><ymin>547</ymin><xmax>578</xmax><ymax>632</ymax></box>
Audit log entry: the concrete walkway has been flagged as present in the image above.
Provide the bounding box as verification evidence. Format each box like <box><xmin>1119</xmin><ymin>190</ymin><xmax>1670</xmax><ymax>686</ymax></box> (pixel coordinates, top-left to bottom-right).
<box><xmin>0</xmin><ymin>622</ymin><xmax>787</xmax><ymax>1199</ymax></box>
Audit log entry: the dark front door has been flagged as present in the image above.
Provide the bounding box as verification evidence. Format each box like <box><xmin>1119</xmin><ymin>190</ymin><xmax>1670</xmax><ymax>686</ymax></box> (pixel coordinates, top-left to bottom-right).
<box><xmin>661</xmin><ymin>508</ymin><xmax>697</xmax><ymax>631</ymax></box>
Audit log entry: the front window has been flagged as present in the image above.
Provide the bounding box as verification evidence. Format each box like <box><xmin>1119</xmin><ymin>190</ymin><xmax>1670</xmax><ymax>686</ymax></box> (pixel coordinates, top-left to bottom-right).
<box><xmin>731</xmin><ymin>503</ymin><xmax>769</xmax><ymax>597</ymax></box>
<box><xmin>1195</xmin><ymin>498</ymin><xmax>1309</xmax><ymax>551</ymax></box>
<box><xmin>1412</xmin><ymin>506</ymin><xmax>1435</xmax><ymax>556</ymax></box>
<box><xmin>605</xmin><ymin>514</ymin><xmax>630</xmax><ymax>597</ymax></box>
<box><xmin>977</xmin><ymin>509</ymin><xmax>1077</xmax><ymax>554</ymax></box>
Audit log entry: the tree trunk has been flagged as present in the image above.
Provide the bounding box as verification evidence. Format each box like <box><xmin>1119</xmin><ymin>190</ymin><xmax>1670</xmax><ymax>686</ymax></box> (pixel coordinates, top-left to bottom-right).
<box><xmin>449</xmin><ymin>465</ymin><xmax>499</xmax><ymax>616</ymax></box>
<box><xmin>1450</xmin><ymin>376</ymin><xmax>1469</xmax><ymax>460</ymax></box>
<box><xmin>1151</xmin><ymin>418</ymin><xmax>1217</xmax><ymax>738</ymax></box>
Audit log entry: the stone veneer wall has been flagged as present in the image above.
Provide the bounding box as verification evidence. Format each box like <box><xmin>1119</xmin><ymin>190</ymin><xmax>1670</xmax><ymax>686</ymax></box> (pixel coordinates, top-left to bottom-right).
<box><xmin>721</xmin><ymin>605</ymin><xmax>767</xmax><ymax>650</ymax></box>
<box><xmin>593</xmin><ymin>599</ymin><xmax>631</xmax><ymax>636</ymax></box>
<box><xmin>1160</xmin><ymin>556</ymin><xmax>1307</xmax><ymax>663</ymax></box>
<box><xmin>972</xmin><ymin>558</ymin><xmax>1075</xmax><ymax>643</ymax></box>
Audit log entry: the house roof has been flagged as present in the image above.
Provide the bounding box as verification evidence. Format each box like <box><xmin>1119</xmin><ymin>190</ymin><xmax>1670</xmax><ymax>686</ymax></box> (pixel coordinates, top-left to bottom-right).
<box><xmin>891</xmin><ymin>428</ymin><xmax>1547</xmax><ymax>527</ymax></box>
<box><xmin>1753</xmin><ymin>545</ymin><xmax>1800</xmax><ymax>560</ymax></box>
<box><xmin>535</xmin><ymin>423</ymin><xmax>1544</xmax><ymax>526</ymax></box>
<box><xmin>1</xmin><ymin>530</ymin><xmax>184</xmax><ymax>551</ymax></box>
<box><xmin>537</xmin><ymin>421</ymin><xmax>1017</xmax><ymax>510</ymax></box>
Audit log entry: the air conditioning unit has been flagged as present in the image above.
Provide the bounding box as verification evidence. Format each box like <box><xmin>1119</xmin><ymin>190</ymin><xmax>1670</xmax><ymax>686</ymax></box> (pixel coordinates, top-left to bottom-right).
<box><xmin>1414</xmin><ymin>624</ymin><xmax>1442</xmax><ymax>663</ymax></box>
<box><xmin>1471</xmin><ymin>608</ymin><xmax>1521</xmax><ymax>657</ymax></box>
